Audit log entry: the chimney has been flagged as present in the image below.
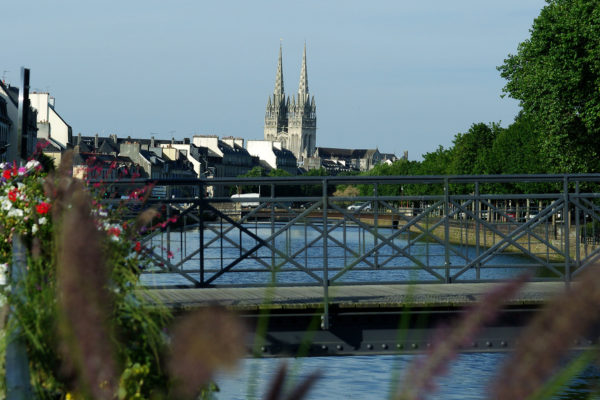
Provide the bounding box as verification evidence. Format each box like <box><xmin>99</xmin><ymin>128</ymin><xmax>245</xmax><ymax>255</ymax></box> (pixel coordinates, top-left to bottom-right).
<box><xmin>150</xmin><ymin>136</ymin><xmax>155</xmax><ymax>148</ymax></box>
<box><xmin>171</xmin><ymin>137</ymin><xmax>175</xmax><ymax>145</ymax></box>
<box><xmin>403</xmin><ymin>151</ymin><xmax>408</xmax><ymax>160</ymax></box>
<box><xmin>94</xmin><ymin>133</ymin><xmax>98</xmax><ymax>149</ymax></box>
<box><xmin>77</xmin><ymin>133</ymin><xmax>82</xmax><ymax>145</ymax></box>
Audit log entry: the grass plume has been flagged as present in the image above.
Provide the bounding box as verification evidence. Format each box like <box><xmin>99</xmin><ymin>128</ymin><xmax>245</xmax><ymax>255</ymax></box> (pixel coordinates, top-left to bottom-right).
<box><xmin>264</xmin><ymin>362</ymin><xmax>320</xmax><ymax>400</ymax></box>
<box><xmin>167</xmin><ymin>307</ymin><xmax>246</xmax><ymax>399</ymax></box>
<box><xmin>53</xmin><ymin>164</ymin><xmax>119</xmax><ymax>398</ymax></box>
<box><xmin>396</xmin><ymin>274</ymin><xmax>528</xmax><ymax>400</ymax></box>
<box><xmin>491</xmin><ymin>265</ymin><xmax>600</xmax><ymax>399</ymax></box>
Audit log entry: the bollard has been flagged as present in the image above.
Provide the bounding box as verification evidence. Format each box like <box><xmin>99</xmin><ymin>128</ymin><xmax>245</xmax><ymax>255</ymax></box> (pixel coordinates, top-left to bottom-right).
<box><xmin>5</xmin><ymin>234</ymin><xmax>33</xmax><ymax>399</ymax></box>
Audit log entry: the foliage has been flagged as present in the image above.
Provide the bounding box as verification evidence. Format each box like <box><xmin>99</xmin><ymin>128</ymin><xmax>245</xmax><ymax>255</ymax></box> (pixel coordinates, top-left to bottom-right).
<box><xmin>498</xmin><ymin>0</ymin><xmax>600</xmax><ymax>172</ymax></box>
<box><xmin>0</xmin><ymin>160</ymin><xmax>172</xmax><ymax>398</ymax></box>
<box><xmin>0</xmin><ymin>155</ymin><xmax>254</xmax><ymax>399</ymax></box>
<box><xmin>449</xmin><ymin>122</ymin><xmax>501</xmax><ymax>176</ymax></box>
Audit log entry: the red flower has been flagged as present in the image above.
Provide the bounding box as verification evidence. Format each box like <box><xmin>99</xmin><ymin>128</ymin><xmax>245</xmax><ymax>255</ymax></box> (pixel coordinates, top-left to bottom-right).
<box><xmin>167</xmin><ymin>251</ymin><xmax>174</xmax><ymax>259</ymax></box>
<box><xmin>2</xmin><ymin>170</ymin><xmax>11</xmax><ymax>180</ymax></box>
<box><xmin>108</xmin><ymin>227</ymin><xmax>121</xmax><ymax>237</ymax></box>
<box><xmin>134</xmin><ymin>241</ymin><xmax>142</xmax><ymax>253</ymax></box>
<box><xmin>8</xmin><ymin>189</ymin><xmax>18</xmax><ymax>202</ymax></box>
<box><xmin>36</xmin><ymin>202</ymin><xmax>50</xmax><ymax>214</ymax></box>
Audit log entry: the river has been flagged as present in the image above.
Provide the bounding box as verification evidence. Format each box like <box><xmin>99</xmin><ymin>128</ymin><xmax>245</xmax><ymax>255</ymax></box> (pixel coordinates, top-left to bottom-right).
<box><xmin>214</xmin><ymin>353</ymin><xmax>599</xmax><ymax>399</ymax></box>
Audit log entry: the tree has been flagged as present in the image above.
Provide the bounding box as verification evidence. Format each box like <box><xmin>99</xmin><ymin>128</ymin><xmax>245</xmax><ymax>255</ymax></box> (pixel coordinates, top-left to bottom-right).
<box><xmin>450</xmin><ymin>122</ymin><xmax>501</xmax><ymax>176</ymax></box>
<box><xmin>498</xmin><ymin>0</ymin><xmax>600</xmax><ymax>172</ymax></box>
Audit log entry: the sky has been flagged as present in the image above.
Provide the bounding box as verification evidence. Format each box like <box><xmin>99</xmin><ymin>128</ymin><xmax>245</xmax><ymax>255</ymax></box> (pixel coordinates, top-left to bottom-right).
<box><xmin>1</xmin><ymin>0</ymin><xmax>547</xmax><ymax>160</ymax></box>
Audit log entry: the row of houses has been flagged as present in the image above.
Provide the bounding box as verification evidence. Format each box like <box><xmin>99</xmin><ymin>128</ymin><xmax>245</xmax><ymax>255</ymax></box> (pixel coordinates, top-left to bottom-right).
<box><xmin>0</xmin><ymin>83</ymin><xmax>399</xmax><ymax>197</ymax></box>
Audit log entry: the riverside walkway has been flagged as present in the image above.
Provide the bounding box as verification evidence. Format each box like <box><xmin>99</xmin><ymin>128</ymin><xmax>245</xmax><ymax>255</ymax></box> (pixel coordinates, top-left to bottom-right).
<box><xmin>108</xmin><ymin>173</ymin><xmax>600</xmax><ymax>356</ymax></box>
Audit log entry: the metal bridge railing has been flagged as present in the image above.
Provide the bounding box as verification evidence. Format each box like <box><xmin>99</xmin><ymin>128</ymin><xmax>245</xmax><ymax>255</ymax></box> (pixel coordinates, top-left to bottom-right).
<box><xmin>99</xmin><ymin>174</ymin><xmax>600</xmax><ymax>289</ymax></box>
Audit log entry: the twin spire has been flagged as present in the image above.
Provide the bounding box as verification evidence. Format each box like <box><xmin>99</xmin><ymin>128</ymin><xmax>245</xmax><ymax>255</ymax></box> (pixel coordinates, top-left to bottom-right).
<box><xmin>273</xmin><ymin>43</ymin><xmax>309</xmax><ymax>99</ymax></box>
<box><xmin>274</xmin><ymin>44</ymin><xmax>284</xmax><ymax>96</ymax></box>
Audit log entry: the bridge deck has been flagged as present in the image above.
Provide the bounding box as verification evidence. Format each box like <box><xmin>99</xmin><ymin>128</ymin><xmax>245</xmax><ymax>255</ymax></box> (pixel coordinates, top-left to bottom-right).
<box><xmin>146</xmin><ymin>282</ymin><xmax>578</xmax><ymax>357</ymax></box>
<box><xmin>148</xmin><ymin>281</ymin><xmax>567</xmax><ymax>311</ymax></box>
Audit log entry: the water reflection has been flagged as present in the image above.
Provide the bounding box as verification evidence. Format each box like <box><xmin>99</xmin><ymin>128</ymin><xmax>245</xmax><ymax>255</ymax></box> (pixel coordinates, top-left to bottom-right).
<box><xmin>214</xmin><ymin>354</ymin><xmax>600</xmax><ymax>399</ymax></box>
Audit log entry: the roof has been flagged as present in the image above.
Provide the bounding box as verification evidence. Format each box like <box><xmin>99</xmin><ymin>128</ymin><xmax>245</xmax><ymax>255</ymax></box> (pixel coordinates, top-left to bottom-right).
<box><xmin>317</xmin><ymin>147</ymin><xmax>379</xmax><ymax>159</ymax></box>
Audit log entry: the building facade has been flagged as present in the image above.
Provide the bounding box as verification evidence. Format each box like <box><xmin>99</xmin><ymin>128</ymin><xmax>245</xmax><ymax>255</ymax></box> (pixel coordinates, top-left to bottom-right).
<box><xmin>0</xmin><ymin>81</ymin><xmax>38</xmax><ymax>162</ymax></box>
<box><xmin>29</xmin><ymin>92</ymin><xmax>72</xmax><ymax>149</ymax></box>
<box><xmin>264</xmin><ymin>44</ymin><xmax>316</xmax><ymax>164</ymax></box>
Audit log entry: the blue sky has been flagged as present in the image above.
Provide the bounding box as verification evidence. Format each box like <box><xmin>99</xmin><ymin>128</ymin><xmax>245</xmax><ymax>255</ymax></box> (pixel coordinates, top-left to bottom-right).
<box><xmin>1</xmin><ymin>1</ymin><xmax>546</xmax><ymax>160</ymax></box>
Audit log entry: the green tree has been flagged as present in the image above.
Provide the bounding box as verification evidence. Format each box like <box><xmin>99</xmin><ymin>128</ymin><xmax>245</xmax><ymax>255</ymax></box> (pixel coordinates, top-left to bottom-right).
<box><xmin>419</xmin><ymin>146</ymin><xmax>453</xmax><ymax>175</ymax></box>
<box><xmin>450</xmin><ymin>122</ymin><xmax>501</xmax><ymax>175</ymax></box>
<box><xmin>498</xmin><ymin>0</ymin><xmax>600</xmax><ymax>172</ymax></box>
<box><xmin>233</xmin><ymin>166</ymin><xmax>267</xmax><ymax>195</ymax></box>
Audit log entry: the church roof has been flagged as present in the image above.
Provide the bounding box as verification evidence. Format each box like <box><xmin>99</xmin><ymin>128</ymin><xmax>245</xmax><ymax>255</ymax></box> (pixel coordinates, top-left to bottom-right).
<box><xmin>317</xmin><ymin>147</ymin><xmax>378</xmax><ymax>160</ymax></box>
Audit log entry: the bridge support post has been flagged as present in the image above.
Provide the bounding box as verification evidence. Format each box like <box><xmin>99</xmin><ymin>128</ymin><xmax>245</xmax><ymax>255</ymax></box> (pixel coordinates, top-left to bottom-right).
<box><xmin>321</xmin><ymin>178</ymin><xmax>330</xmax><ymax>329</ymax></box>
<box><xmin>564</xmin><ymin>176</ymin><xmax>570</xmax><ymax>285</ymax></box>
<box><xmin>199</xmin><ymin>181</ymin><xmax>205</xmax><ymax>284</ymax></box>
<box><xmin>475</xmin><ymin>181</ymin><xmax>480</xmax><ymax>280</ymax></box>
<box><xmin>575</xmin><ymin>181</ymin><xmax>581</xmax><ymax>276</ymax></box>
<box><xmin>444</xmin><ymin>177</ymin><xmax>451</xmax><ymax>283</ymax></box>
<box><xmin>5</xmin><ymin>235</ymin><xmax>33</xmax><ymax>399</ymax></box>
<box><xmin>374</xmin><ymin>183</ymin><xmax>378</xmax><ymax>268</ymax></box>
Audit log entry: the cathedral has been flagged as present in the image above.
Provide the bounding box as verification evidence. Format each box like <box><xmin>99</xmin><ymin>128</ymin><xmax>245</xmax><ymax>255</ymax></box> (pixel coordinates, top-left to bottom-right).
<box><xmin>264</xmin><ymin>44</ymin><xmax>316</xmax><ymax>163</ymax></box>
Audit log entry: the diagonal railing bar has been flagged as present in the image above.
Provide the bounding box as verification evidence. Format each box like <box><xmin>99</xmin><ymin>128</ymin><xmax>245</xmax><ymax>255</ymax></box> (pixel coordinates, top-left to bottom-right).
<box><xmin>573</xmin><ymin>250</ymin><xmax>600</xmax><ymax>276</ymax></box>
<box><xmin>295</xmin><ymin>212</ymin><xmax>378</xmax><ymax>269</ymax></box>
<box><xmin>451</xmin><ymin>204</ymin><xmax>567</xmax><ymax>280</ymax></box>
<box><xmin>205</xmin><ymin>200</ymin><xmax>331</xmax><ymax>279</ymax></box>
<box><xmin>393</xmin><ymin>203</ymin><xmax>473</xmax><ymax>263</ymax></box>
<box><xmin>143</xmin><ymin>249</ymin><xmax>201</xmax><ymax>285</ymax></box>
<box><xmin>451</xmin><ymin>206</ymin><xmax>566</xmax><ymax>279</ymax></box>
<box><xmin>475</xmin><ymin>197</ymin><xmax>567</xmax><ymax>255</ymax></box>
<box><xmin>480</xmin><ymin>199</ymin><xmax>564</xmax><ymax>254</ymax></box>
<box><xmin>327</xmin><ymin>202</ymin><xmax>445</xmax><ymax>282</ymax></box>
<box><xmin>201</xmin><ymin>203</ymin><xmax>324</xmax><ymax>284</ymax></box>
<box><xmin>204</xmin><ymin>224</ymin><xmax>273</xmax><ymax>270</ymax></box>
<box><xmin>573</xmin><ymin>197</ymin><xmax>600</xmax><ymax>226</ymax></box>
<box><xmin>136</xmin><ymin>200</ymin><xmax>204</xmax><ymax>250</ymax></box>
<box><xmin>367</xmin><ymin>199</ymin><xmax>471</xmax><ymax>266</ymax></box>
<box><xmin>201</xmin><ymin>201</ymin><xmax>273</xmax><ymax>249</ymax></box>
<box><xmin>204</xmin><ymin>220</ymin><xmax>328</xmax><ymax>282</ymax></box>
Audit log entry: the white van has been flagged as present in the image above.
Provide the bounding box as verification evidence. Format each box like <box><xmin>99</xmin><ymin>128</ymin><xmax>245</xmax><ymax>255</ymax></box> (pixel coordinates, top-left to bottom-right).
<box><xmin>231</xmin><ymin>193</ymin><xmax>260</xmax><ymax>207</ymax></box>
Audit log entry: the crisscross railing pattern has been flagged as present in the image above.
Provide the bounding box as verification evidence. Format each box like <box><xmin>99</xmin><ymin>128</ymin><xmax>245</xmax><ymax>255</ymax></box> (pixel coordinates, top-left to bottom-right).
<box><xmin>101</xmin><ymin>174</ymin><xmax>600</xmax><ymax>290</ymax></box>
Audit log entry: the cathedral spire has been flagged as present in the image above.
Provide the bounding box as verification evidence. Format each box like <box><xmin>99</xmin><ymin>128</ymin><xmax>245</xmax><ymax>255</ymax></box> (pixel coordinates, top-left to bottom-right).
<box><xmin>298</xmin><ymin>43</ymin><xmax>308</xmax><ymax>98</ymax></box>
<box><xmin>274</xmin><ymin>43</ymin><xmax>284</xmax><ymax>96</ymax></box>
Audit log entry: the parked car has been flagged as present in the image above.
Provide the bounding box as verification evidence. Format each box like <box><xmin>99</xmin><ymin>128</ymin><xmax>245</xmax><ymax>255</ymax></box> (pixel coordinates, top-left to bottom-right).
<box><xmin>347</xmin><ymin>202</ymin><xmax>372</xmax><ymax>211</ymax></box>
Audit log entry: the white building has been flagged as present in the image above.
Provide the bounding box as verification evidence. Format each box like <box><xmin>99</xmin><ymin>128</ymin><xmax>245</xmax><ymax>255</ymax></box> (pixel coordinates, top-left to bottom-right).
<box><xmin>246</xmin><ymin>140</ymin><xmax>297</xmax><ymax>175</ymax></box>
<box><xmin>29</xmin><ymin>92</ymin><xmax>72</xmax><ymax>149</ymax></box>
<box><xmin>159</xmin><ymin>140</ymin><xmax>207</xmax><ymax>178</ymax></box>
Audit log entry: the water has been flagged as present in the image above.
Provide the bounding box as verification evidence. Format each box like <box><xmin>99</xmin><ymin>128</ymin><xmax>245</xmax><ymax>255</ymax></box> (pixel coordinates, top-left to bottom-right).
<box><xmin>140</xmin><ymin>223</ymin><xmax>598</xmax><ymax>398</ymax></box>
<box><xmin>215</xmin><ymin>354</ymin><xmax>600</xmax><ymax>399</ymax></box>
<box><xmin>141</xmin><ymin>222</ymin><xmax>536</xmax><ymax>287</ymax></box>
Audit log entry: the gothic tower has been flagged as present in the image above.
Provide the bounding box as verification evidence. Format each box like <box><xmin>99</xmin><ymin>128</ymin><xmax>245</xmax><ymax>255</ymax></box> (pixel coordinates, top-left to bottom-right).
<box><xmin>264</xmin><ymin>44</ymin><xmax>316</xmax><ymax>162</ymax></box>
<box><xmin>287</xmin><ymin>43</ymin><xmax>317</xmax><ymax>160</ymax></box>
<box><xmin>264</xmin><ymin>44</ymin><xmax>289</xmax><ymax>147</ymax></box>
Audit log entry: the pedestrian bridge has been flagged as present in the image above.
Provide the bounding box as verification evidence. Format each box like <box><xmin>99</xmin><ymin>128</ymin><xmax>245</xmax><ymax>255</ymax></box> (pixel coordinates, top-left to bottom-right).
<box><xmin>105</xmin><ymin>173</ymin><xmax>600</xmax><ymax>356</ymax></box>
